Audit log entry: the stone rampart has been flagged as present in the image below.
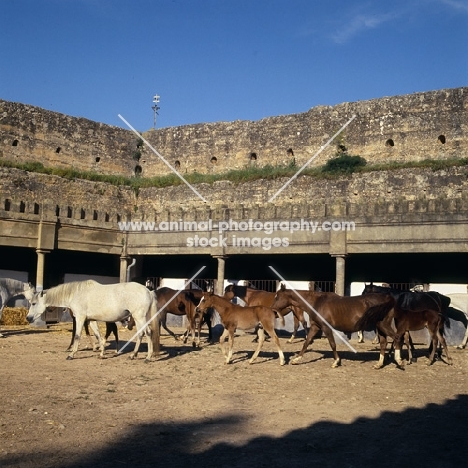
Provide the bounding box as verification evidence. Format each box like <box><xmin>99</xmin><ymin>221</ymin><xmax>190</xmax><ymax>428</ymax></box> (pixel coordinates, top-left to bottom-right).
<box><xmin>1</xmin><ymin>87</ymin><xmax>466</xmax><ymax>178</ymax></box>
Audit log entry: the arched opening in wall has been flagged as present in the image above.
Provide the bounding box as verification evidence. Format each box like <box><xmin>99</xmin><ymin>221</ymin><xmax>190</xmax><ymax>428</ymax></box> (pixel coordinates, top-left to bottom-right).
<box><xmin>12</xmin><ymin>139</ymin><xmax>19</xmax><ymax>147</ymax></box>
<box><xmin>67</xmin><ymin>207</ymin><xmax>72</xmax><ymax>218</ymax></box>
<box><xmin>210</xmin><ymin>157</ymin><xmax>218</xmax><ymax>164</ymax></box>
<box><xmin>80</xmin><ymin>209</ymin><xmax>86</xmax><ymax>220</ymax></box>
<box><xmin>174</xmin><ymin>160</ymin><xmax>181</xmax><ymax>170</ymax></box>
<box><xmin>250</xmin><ymin>152</ymin><xmax>257</xmax><ymax>161</ymax></box>
<box><xmin>19</xmin><ymin>201</ymin><xmax>25</xmax><ymax>213</ymax></box>
<box><xmin>93</xmin><ymin>210</ymin><xmax>98</xmax><ymax>221</ymax></box>
<box><xmin>55</xmin><ymin>147</ymin><xmax>61</xmax><ymax>154</ymax></box>
<box><xmin>4</xmin><ymin>199</ymin><xmax>11</xmax><ymax>211</ymax></box>
<box><xmin>33</xmin><ymin>203</ymin><xmax>40</xmax><ymax>215</ymax></box>
<box><xmin>55</xmin><ymin>205</ymin><xmax>60</xmax><ymax>217</ymax></box>
<box><xmin>105</xmin><ymin>213</ymin><xmax>110</xmax><ymax>222</ymax></box>
<box><xmin>95</xmin><ymin>157</ymin><xmax>101</xmax><ymax>163</ymax></box>
<box><xmin>385</xmin><ymin>139</ymin><xmax>394</xmax><ymax>147</ymax></box>
<box><xmin>287</xmin><ymin>148</ymin><xmax>294</xmax><ymax>157</ymax></box>
<box><xmin>438</xmin><ymin>135</ymin><xmax>446</xmax><ymax>144</ymax></box>
<box><xmin>116</xmin><ymin>214</ymin><xmax>121</xmax><ymax>223</ymax></box>
<box><xmin>134</xmin><ymin>165</ymin><xmax>142</xmax><ymax>176</ymax></box>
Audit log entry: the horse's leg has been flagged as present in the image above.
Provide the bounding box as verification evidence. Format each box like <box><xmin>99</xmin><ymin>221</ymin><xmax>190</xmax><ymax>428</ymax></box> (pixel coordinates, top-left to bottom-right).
<box><xmin>373</xmin><ymin>331</ymin><xmax>388</xmax><ymax>369</ymax></box>
<box><xmin>218</xmin><ymin>328</ymin><xmax>229</xmax><ymax>361</ymax></box>
<box><xmin>392</xmin><ymin>328</ymin><xmax>406</xmax><ymax>368</ymax></box>
<box><xmin>82</xmin><ymin>320</ymin><xmax>95</xmax><ymax>350</ymax></box>
<box><xmin>226</xmin><ymin>328</ymin><xmax>235</xmax><ymax>364</ymax></box>
<box><xmin>321</xmin><ymin>326</ymin><xmax>341</xmax><ymax>368</ymax></box>
<box><xmin>290</xmin><ymin>322</ymin><xmax>321</xmax><ymax>364</ymax></box>
<box><xmin>404</xmin><ymin>331</ymin><xmax>415</xmax><ymax>364</ymax></box>
<box><xmin>129</xmin><ymin>321</ymin><xmax>144</xmax><ymax>360</ymax></box>
<box><xmin>426</xmin><ymin>326</ymin><xmax>438</xmax><ymax>365</ymax></box>
<box><xmin>88</xmin><ymin>321</ymin><xmax>106</xmax><ymax>358</ymax></box>
<box><xmin>67</xmin><ymin>316</ymin><xmax>77</xmax><ymax>351</ymax></box>
<box><xmin>144</xmin><ymin>323</ymin><xmax>153</xmax><ymax>362</ymax></box>
<box><xmin>288</xmin><ymin>315</ymin><xmax>298</xmax><ymax>343</ymax></box>
<box><xmin>68</xmin><ymin>315</ymin><xmax>86</xmax><ymax>360</ymax></box>
<box><xmin>160</xmin><ymin>313</ymin><xmax>180</xmax><ymax>341</ymax></box>
<box><xmin>264</xmin><ymin>323</ymin><xmax>285</xmax><ymax>366</ymax></box>
<box><xmin>206</xmin><ymin>311</ymin><xmax>213</xmax><ymax>342</ymax></box>
<box><xmin>436</xmin><ymin>326</ymin><xmax>452</xmax><ymax>365</ymax></box>
<box><xmin>357</xmin><ymin>330</ymin><xmax>364</xmax><ymax>343</ymax></box>
<box><xmin>105</xmin><ymin>322</ymin><xmax>119</xmax><ymax>353</ymax></box>
<box><xmin>458</xmin><ymin>325</ymin><xmax>468</xmax><ymax>349</ymax></box>
<box><xmin>249</xmin><ymin>327</ymin><xmax>265</xmax><ymax>364</ymax></box>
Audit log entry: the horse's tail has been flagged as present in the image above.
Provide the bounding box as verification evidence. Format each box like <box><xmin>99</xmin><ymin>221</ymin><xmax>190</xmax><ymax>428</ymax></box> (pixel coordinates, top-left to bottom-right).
<box><xmin>355</xmin><ymin>295</ymin><xmax>395</xmax><ymax>331</ymax></box>
<box><xmin>443</xmin><ymin>306</ymin><xmax>467</xmax><ymax>328</ymax></box>
<box><xmin>150</xmin><ymin>293</ymin><xmax>160</xmax><ymax>357</ymax></box>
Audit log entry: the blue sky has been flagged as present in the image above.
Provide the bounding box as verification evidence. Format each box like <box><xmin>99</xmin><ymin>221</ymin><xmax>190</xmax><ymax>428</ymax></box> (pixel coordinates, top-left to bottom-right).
<box><xmin>1</xmin><ymin>0</ymin><xmax>467</xmax><ymax>131</ymax></box>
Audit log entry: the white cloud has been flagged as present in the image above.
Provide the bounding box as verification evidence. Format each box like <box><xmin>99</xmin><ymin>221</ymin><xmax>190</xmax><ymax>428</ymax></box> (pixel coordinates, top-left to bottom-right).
<box><xmin>331</xmin><ymin>11</ymin><xmax>399</xmax><ymax>44</ymax></box>
<box><xmin>439</xmin><ymin>0</ymin><xmax>468</xmax><ymax>13</ymax></box>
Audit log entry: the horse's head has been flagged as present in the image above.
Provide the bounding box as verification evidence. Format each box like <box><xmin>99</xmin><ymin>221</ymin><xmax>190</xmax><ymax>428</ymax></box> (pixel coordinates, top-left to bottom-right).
<box><xmin>271</xmin><ymin>286</ymin><xmax>295</xmax><ymax>312</ymax></box>
<box><xmin>196</xmin><ymin>291</ymin><xmax>214</xmax><ymax>313</ymax></box>
<box><xmin>223</xmin><ymin>284</ymin><xmax>235</xmax><ymax>301</ymax></box>
<box><xmin>22</xmin><ymin>283</ymin><xmax>37</xmax><ymax>302</ymax></box>
<box><xmin>26</xmin><ymin>290</ymin><xmax>47</xmax><ymax>324</ymax></box>
<box><xmin>362</xmin><ymin>282</ymin><xmax>376</xmax><ymax>295</ymax></box>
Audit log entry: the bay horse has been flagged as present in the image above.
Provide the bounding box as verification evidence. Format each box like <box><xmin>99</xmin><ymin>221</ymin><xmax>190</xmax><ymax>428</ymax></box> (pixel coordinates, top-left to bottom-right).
<box><xmin>196</xmin><ymin>292</ymin><xmax>285</xmax><ymax>365</ymax></box>
<box><xmin>270</xmin><ymin>284</ymin><xmax>397</xmax><ymax>368</ymax></box>
<box><xmin>224</xmin><ymin>284</ymin><xmax>309</xmax><ymax>342</ymax></box>
<box><xmin>362</xmin><ymin>284</ymin><xmax>452</xmax><ymax>366</ymax></box>
<box><xmin>0</xmin><ymin>278</ymin><xmax>36</xmax><ymax>337</ymax></box>
<box><xmin>27</xmin><ymin>280</ymin><xmax>158</xmax><ymax>361</ymax></box>
<box><xmin>153</xmin><ymin>287</ymin><xmax>213</xmax><ymax>347</ymax></box>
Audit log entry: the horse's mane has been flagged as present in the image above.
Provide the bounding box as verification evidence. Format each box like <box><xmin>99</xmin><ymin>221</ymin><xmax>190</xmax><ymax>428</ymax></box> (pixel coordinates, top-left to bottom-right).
<box><xmin>0</xmin><ymin>278</ymin><xmax>27</xmax><ymax>296</ymax></box>
<box><xmin>45</xmin><ymin>280</ymin><xmax>100</xmax><ymax>305</ymax></box>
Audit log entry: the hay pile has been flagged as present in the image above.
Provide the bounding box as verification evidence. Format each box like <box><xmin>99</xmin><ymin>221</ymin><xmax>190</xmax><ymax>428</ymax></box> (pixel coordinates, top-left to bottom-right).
<box><xmin>0</xmin><ymin>307</ymin><xmax>29</xmax><ymax>325</ymax></box>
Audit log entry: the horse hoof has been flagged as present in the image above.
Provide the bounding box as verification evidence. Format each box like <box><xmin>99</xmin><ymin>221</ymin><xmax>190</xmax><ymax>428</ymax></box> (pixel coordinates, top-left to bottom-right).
<box><xmin>331</xmin><ymin>361</ymin><xmax>341</xmax><ymax>368</ymax></box>
<box><xmin>66</xmin><ymin>356</ymin><xmax>73</xmax><ymax>360</ymax></box>
<box><xmin>290</xmin><ymin>357</ymin><xmax>302</xmax><ymax>365</ymax></box>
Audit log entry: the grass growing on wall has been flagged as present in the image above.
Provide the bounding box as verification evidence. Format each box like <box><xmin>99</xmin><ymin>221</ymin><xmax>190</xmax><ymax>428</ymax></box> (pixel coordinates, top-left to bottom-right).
<box><xmin>1</xmin><ymin>157</ymin><xmax>467</xmax><ymax>192</ymax></box>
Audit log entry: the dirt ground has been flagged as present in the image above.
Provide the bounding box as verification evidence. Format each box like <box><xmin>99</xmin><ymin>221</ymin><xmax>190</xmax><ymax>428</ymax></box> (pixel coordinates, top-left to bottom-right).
<box><xmin>0</xmin><ymin>322</ymin><xmax>466</xmax><ymax>468</ymax></box>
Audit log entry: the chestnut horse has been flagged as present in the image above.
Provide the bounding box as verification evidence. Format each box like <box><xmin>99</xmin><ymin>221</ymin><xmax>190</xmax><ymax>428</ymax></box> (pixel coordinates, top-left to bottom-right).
<box><xmin>196</xmin><ymin>292</ymin><xmax>285</xmax><ymax>366</ymax></box>
<box><xmin>224</xmin><ymin>284</ymin><xmax>309</xmax><ymax>342</ymax></box>
<box><xmin>362</xmin><ymin>284</ymin><xmax>452</xmax><ymax>366</ymax></box>
<box><xmin>270</xmin><ymin>284</ymin><xmax>397</xmax><ymax>368</ymax></box>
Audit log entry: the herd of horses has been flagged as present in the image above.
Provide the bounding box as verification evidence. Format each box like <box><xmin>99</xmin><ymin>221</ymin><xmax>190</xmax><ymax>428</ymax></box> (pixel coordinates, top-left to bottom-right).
<box><xmin>1</xmin><ymin>277</ymin><xmax>468</xmax><ymax>369</ymax></box>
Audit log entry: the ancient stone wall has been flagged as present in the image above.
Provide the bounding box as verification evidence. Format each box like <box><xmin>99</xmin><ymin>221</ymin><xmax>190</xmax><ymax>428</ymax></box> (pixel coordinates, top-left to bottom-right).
<box><xmin>2</xmin><ymin>165</ymin><xmax>467</xmax><ymax>228</ymax></box>
<box><xmin>0</xmin><ymin>100</ymin><xmax>138</xmax><ymax>176</ymax></box>
<box><xmin>1</xmin><ymin>87</ymin><xmax>466</xmax><ymax>179</ymax></box>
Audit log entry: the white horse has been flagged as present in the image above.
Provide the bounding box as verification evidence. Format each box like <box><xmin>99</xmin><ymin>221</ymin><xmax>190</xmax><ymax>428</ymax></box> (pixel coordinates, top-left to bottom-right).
<box><xmin>27</xmin><ymin>280</ymin><xmax>159</xmax><ymax>361</ymax></box>
<box><xmin>446</xmin><ymin>293</ymin><xmax>468</xmax><ymax>349</ymax></box>
<box><xmin>0</xmin><ymin>278</ymin><xmax>36</xmax><ymax>337</ymax></box>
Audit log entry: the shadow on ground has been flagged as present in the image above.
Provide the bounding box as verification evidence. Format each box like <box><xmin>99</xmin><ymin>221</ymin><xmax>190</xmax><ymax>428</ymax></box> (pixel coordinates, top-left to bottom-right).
<box><xmin>3</xmin><ymin>394</ymin><xmax>466</xmax><ymax>468</ymax></box>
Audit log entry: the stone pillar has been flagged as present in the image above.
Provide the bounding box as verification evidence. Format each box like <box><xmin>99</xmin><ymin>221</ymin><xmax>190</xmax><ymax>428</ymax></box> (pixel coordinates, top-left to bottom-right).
<box><xmin>333</xmin><ymin>255</ymin><xmax>346</xmax><ymax>296</ymax></box>
<box><xmin>35</xmin><ymin>249</ymin><xmax>49</xmax><ymax>292</ymax></box>
<box><xmin>214</xmin><ymin>256</ymin><xmax>227</xmax><ymax>295</ymax></box>
<box><xmin>119</xmin><ymin>255</ymin><xmax>130</xmax><ymax>283</ymax></box>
